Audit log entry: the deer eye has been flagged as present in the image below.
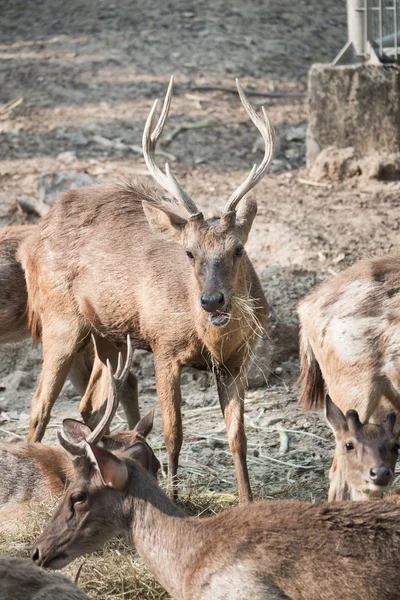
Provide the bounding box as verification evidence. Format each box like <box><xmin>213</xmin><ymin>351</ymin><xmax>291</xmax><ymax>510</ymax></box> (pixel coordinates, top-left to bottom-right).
<box><xmin>235</xmin><ymin>246</ymin><xmax>244</xmax><ymax>257</ymax></box>
<box><xmin>345</xmin><ymin>442</ymin><xmax>354</xmax><ymax>452</ymax></box>
<box><xmin>186</xmin><ymin>250</ymin><xmax>194</xmax><ymax>260</ymax></box>
<box><xmin>71</xmin><ymin>492</ymin><xmax>87</xmax><ymax>505</ymax></box>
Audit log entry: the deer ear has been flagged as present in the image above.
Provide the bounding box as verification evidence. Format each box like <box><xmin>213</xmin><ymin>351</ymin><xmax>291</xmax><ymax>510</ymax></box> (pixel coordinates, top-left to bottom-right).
<box><xmin>62</xmin><ymin>419</ymin><xmax>92</xmax><ymax>443</ymax></box>
<box><xmin>124</xmin><ymin>441</ymin><xmax>161</xmax><ymax>479</ymax></box>
<box><xmin>325</xmin><ymin>395</ymin><xmax>347</xmax><ymax>436</ymax></box>
<box><xmin>142</xmin><ymin>202</ymin><xmax>187</xmax><ymax>241</ymax></box>
<box><xmin>133</xmin><ymin>409</ymin><xmax>155</xmax><ymax>439</ymax></box>
<box><xmin>236</xmin><ymin>196</ymin><xmax>257</xmax><ymax>244</ymax></box>
<box><xmin>88</xmin><ymin>445</ymin><xmax>128</xmax><ymax>490</ymax></box>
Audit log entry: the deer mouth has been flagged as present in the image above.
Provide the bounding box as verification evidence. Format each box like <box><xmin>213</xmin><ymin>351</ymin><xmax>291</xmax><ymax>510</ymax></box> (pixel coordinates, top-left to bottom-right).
<box><xmin>39</xmin><ymin>551</ymin><xmax>71</xmax><ymax>570</ymax></box>
<box><xmin>209</xmin><ymin>310</ymin><xmax>230</xmax><ymax>327</ymax></box>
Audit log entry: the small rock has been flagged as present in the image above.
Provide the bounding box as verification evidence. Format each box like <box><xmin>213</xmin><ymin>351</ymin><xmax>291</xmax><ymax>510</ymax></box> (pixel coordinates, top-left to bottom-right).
<box><xmin>274</xmin><ymin>367</ymin><xmax>283</xmax><ymax>375</ymax></box>
<box><xmin>63</xmin><ymin>132</ymin><xmax>89</xmax><ymax>146</ymax></box>
<box><xmin>285</xmin><ymin>124</ymin><xmax>306</xmax><ymax>142</ymax></box>
<box><xmin>57</xmin><ymin>151</ymin><xmax>77</xmax><ymax>164</ymax></box>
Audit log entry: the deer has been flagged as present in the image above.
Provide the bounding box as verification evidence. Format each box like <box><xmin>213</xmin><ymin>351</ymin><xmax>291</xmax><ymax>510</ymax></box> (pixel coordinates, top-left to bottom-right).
<box><xmin>32</xmin><ymin>363</ymin><xmax>400</xmax><ymax>600</ymax></box>
<box><xmin>298</xmin><ymin>255</ymin><xmax>400</xmax><ymax>423</ymax></box>
<box><xmin>0</xmin><ymin>556</ymin><xmax>90</xmax><ymax>600</ymax></box>
<box><xmin>0</xmin><ymin>223</ymin><xmax>140</xmax><ymax>429</ymax></box>
<box><xmin>325</xmin><ymin>394</ymin><xmax>399</xmax><ymax>501</ymax></box>
<box><xmin>19</xmin><ymin>76</ymin><xmax>272</xmax><ymax>502</ymax></box>
<box><xmin>0</xmin><ymin>340</ymin><xmax>159</xmax><ymax>527</ymax></box>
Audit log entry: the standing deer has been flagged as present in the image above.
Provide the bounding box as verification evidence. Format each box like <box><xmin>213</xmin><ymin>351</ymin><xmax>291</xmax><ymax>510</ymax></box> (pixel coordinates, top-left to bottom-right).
<box><xmin>0</xmin><ymin>557</ymin><xmax>90</xmax><ymax>600</ymax></box>
<box><xmin>325</xmin><ymin>395</ymin><xmax>399</xmax><ymax>501</ymax></box>
<box><xmin>0</xmin><ymin>223</ymin><xmax>140</xmax><ymax>429</ymax></box>
<box><xmin>32</xmin><ymin>373</ymin><xmax>400</xmax><ymax>600</ymax></box>
<box><xmin>298</xmin><ymin>255</ymin><xmax>400</xmax><ymax>422</ymax></box>
<box><xmin>19</xmin><ymin>76</ymin><xmax>272</xmax><ymax>501</ymax></box>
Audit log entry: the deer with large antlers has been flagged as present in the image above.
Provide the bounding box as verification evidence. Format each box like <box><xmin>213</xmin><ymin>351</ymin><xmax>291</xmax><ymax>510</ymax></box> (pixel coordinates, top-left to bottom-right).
<box><xmin>0</xmin><ymin>223</ymin><xmax>140</xmax><ymax>429</ymax></box>
<box><xmin>32</xmin><ymin>393</ymin><xmax>400</xmax><ymax>600</ymax></box>
<box><xmin>0</xmin><ymin>338</ymin><xmax>159</xmax><ymax>519</ymax></box>
<box><xmin>19</xmin><ymin>76</ymin><xmax>272</xmax><ymax>502</ymax></box>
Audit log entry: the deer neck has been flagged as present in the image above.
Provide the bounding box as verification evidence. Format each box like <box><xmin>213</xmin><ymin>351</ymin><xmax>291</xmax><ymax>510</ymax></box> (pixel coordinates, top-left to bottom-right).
<box><xmin>124</xmin><ymin>464</ymin><xmax>200</xmax><ymax>599</ymax></box>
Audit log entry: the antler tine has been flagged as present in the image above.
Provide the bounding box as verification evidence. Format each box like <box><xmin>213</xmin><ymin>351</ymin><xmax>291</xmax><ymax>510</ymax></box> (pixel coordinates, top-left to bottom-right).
<box><xmin>142</xmin><ymin>76</ymin><xmax>202</xmax><ymax>218</ymax></box>
<box><xmin>86</xmin><ymin>336</ymin><xmax>133</xmax><ymax>445</ymax></box>
<box><xmin>224</xmin><ymin>78</ymin><xmax>275</xmax><ymax>213</ymax></box>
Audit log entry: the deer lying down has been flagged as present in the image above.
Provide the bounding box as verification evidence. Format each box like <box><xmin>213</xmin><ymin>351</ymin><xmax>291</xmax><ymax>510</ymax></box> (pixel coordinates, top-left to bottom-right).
<box><xmin>0</xmin><ymin>343</ymin><xmax>159</xmax><ymax>527</ymax></box>
<box><xmin>325</xmin><ymin>395</ymin><xmax>399</xmax><ymax>501</ymax></box>
<box><xmin>0</xmin><ymin>557</ymin><xmax>90</xmax><ymax>600</ymax></box>
<box><xmin>298</xmin><ymin>255</ymin><xmax>400</xmax><ymax>422</ymax></box>
<box><xmin>0</xmin><ymin>224</ymin><xmax>140</xmax><ymax>429</ymax></box>
<box><xmin>33</xmin><ymin>367</ymin><xmax>400</xmax><ymax>600</ymax></box>
<box><xmin>19</xmin><ymin>77</ymin><xmax>272</xmax><ymax>502</ymax></box>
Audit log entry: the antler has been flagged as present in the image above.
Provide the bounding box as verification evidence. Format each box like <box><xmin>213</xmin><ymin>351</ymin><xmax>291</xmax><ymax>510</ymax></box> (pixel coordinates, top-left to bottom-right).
<box><xmin>58</xmin><ymin>336</ymin><xmax>134</xmax><ymax>455</ymax></box>
<box><xmin>224</xmin><ymin>79</ymin><xmax>275</xmax><ymax>213</ymax></box>
<box><xmin>142</xmin><ymin>75</ymin><xmax>202</xmax><ymax>218</ymax></box>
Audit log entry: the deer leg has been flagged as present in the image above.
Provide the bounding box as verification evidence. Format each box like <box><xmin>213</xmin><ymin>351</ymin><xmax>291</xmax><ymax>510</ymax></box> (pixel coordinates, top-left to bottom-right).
<box><xmin>154</xmin><ymin>357</ymin><xmax>182</xmax><ymax>500</ymax></box>
<box><xmin>79</xmin><ymin>335</ymin><xmax>140</xmax><ymax>429</ymax></box>
<box><xmin>28</xmin><ymin>320</ymin><xmax>87</xmax><ymax>443</ymax></box>
<box><xmin>216</xmin><ymin>368</ymin><xmax>252</xmax><ymax>503</ymax></box>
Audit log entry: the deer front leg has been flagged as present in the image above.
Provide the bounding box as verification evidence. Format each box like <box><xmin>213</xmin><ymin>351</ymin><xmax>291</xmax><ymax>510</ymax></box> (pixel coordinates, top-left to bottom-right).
<box><xmin>216</xmin><ymin>368</ymin><xmax>252</xmax><ymax>503</ymax></box>
<box><xmin>154</xmin><ymin>357</ymin><xmax>182</xmax><ymax>500</ymax></box>
<box><xmin>28</xmin><ymin>319</ymin><xmax>88</xmax><ymax>442</ymax></box>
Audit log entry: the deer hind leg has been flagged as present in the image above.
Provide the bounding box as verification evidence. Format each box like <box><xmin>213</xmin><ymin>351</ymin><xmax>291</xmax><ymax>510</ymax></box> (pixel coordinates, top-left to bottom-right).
<box><xmin>154</xmin><ymin>356</ymin><xmax>182</xmax><ymax>500</ymax></box>
<box><xmin>216</xmin><ymin>367</ymin><xmax>252</xmax><ymax>503</ymax></box>
<box><xmin>28</xmin><ymin>317</ymin><xmax>89</xmax><ymax>443</ymax></box>
<box><xmin>79</xmin><ymin>335</ymin><xmax>140</xmax><ymax>430</ymax></box>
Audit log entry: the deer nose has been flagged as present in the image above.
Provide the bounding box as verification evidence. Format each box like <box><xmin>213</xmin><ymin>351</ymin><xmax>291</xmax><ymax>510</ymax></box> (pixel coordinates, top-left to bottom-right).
<box><xmin>200</xmin><ymin>293</ymin><xmax>225</xmax><ymax>313</ymax></box>
<box><xmin>32</xmin><ymin>547</ymin><xmax>41</xmax><ymax>565</ymax></box>
<box><xmin>369</xmin><ymin>465</ymin><xmax>393</xmax><ymax>487</ymax></box>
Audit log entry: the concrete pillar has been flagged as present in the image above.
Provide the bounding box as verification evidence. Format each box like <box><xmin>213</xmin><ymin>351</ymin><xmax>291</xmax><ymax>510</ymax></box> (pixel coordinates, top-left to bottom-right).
<box><xmin>307</xmin><ymin>63</ymin><xmax>400</xmax><ymax>166</ymax></box>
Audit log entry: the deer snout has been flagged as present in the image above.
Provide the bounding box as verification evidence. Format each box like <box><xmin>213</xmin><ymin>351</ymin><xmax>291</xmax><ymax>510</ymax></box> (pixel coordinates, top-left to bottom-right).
<box><xmin>200</xmin><ymin>293</ymin><xmax>225</xmax><ymax>313</ymax></box>
<box><xmin>31</xmin><ymin>547</ymin><xmax>42</xmax><ymax>566</ymax></box>
<box><xmin>369</xmin><ymin>465</ymin><xmax>393</xmax><ymax>487</ymax></box>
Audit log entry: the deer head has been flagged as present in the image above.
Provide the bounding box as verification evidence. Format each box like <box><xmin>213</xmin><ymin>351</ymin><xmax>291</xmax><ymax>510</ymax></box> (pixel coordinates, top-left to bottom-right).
<box><xmin>142</xmin><ymin>76</ymin><xmax>274</xmax><ymax>327</ymax></box>
<box><xmin>325</xmin><ymin>395</ymin><xmax>399</xmax><ymax>500</ymax></box>
<box><xmin>31</xmin><ymin>340</ymin><xmax>161</xmax><ymax>568</ymax></box>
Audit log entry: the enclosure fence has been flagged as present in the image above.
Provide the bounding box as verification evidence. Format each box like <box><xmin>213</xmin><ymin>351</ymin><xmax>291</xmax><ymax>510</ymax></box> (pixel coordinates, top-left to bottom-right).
<box><xmin>333</xmin><ymin>0</ymin><xmax>400</xmax><ymax>65</ymax></box>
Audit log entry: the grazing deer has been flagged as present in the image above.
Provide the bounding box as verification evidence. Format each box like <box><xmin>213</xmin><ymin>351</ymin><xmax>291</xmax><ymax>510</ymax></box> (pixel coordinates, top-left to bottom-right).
<box><xmin>20</xmin><ymin>76</ymin><xmax>272</xmax><ymax>502</ymax></box>
<box><xmin>325</xmin><ymin>395</ymin><xmax>399</xmax><ymax>501</ymax></box>
<box><xmin>32</xmin><ymin>366</ymin><xmax>400</xmax><ymax>600</ymax></box>
<box><xmin>0</xmin><ymin>223</ymin><xmax>140</xmax><ymax>429</ymax></box>
<box><xmin>298</xmin><ymin>256</ymin><xmax>400</xmax><ymax>423</ymax></box>
<box><xmin>0</xmin><ymin>340</ymin><xmax>159</xmax><ymax>512</ymax></box>
<box><xmin>0</xmin><ymin>557</ymin><xmax>90</xmax><ymax>600</ymax></box>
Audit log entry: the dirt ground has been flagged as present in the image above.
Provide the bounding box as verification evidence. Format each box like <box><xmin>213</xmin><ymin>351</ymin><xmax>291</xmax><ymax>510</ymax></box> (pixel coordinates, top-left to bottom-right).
<box><xmin>1</xmin><ymin>0</ymin><xmax>400</xmax><ymax>596</ymax></box>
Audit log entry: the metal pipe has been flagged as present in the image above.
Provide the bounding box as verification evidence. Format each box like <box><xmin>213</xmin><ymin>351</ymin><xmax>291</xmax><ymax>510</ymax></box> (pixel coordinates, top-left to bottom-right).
<box><xmin>347</xmin><ymin>0</ymin><xmax>368</xmax><ymax>57</ymax></box>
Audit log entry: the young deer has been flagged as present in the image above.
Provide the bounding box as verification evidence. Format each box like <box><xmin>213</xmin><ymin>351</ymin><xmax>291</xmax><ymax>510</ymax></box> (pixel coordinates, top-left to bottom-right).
<box><xmin>0</xmin><ymin>557</ymin><xmax>90</xmax><ymax>600</ymax></box>
<box><xmin>0</xmin><ymin>340</ymin><xmax>159</xmax><ymax>511</ymax></box>
<box><xmin>325</xmin><ymin>395</ymin><xmax>399</xmax><ymax>501</ymax></box>
<box><xmin>20</xmin><ymin>77</ymin><xmax>273</xmax><ymax>502</ymax></box>
<box><xmin>0</xmin><ymin>223</ymin><xmax>140</xmax><ymax>429</ymax></box>
<box><xmin>32</xmin><ymin>363</ymin><xmax>400</xmax><ymax>599</ymax></box>
<box><xmin>298</xmin><ymin>256</ymin><xmax>400</xmax><ymax>422</ymax></box>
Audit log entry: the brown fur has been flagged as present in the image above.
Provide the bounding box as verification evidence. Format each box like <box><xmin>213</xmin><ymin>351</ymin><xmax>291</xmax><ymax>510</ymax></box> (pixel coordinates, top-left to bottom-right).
<box><xmin>33</xmin><ymin>440</ymin><xmax>400</xmax><ymax>600</ymax></box>
<box><xmin>298</xmin><ymin>255</ymin><xmax>400</xmax><ymax>422</ymax></box>
<box><xmin>325</xmin><ymin>397</ymin><xmax>399</xmax><ymax>501</ymax></box>
<box><xmin>19</xmin><ymin>181</ymin><xmax>269</xmax><ymax>502</ymax></box>
<box><xmin>0</xmin><ymin>223</ymin><xmax>140</xmax><ymax>430</ymax></box>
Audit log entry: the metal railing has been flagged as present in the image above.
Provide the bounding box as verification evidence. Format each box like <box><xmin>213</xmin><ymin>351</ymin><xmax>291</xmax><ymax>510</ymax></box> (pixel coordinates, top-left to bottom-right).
<box><xmin>333</xmin><ymin>0</ymin><xmax>400</xmax><ymax>65</ymax></box>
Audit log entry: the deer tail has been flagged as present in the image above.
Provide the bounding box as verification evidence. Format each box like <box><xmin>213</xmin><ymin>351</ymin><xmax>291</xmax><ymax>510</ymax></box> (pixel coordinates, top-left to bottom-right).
<box><xmin>297</xmin><ymin>325</ymin><xmax>325</xmax><ymax>410</ymax></box>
